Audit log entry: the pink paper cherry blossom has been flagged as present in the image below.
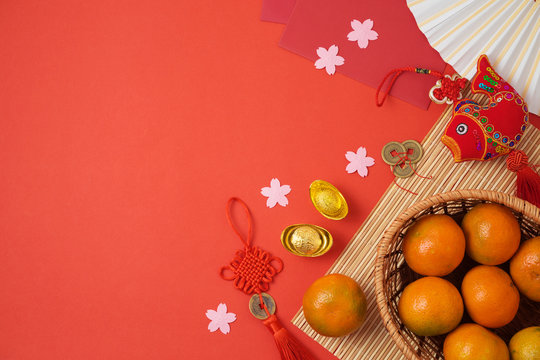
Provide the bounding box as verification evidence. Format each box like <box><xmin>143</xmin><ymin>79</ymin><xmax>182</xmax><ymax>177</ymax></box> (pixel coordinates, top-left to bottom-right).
<box><xmin>261</xmin><ymin>178</ymin><xmax>291</xmax><ymax>208</ymax></box>
<box><xmin>206</xmin><ymin>303</ymin><xmax>236</xmax><ymax>334</ymax></box>
<box><xmin>346</xmin><ymin>147</ymin><xmax>375</xmax><ymax>177</ymax></box>
<box><xmin>314</xmin><ymin>45</ymin><xmax>345</xmax><ymax>75</ymax></box>
<box><xmin>347</xmin><ymin>19</ymin><xmax>378</xmax><ymax>49</ymax></box>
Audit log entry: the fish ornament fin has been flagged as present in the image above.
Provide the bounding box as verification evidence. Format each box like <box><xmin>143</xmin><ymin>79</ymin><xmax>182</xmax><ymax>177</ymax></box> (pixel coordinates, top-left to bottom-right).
<box><xmin>470</xmin><ymin>55</ymin><xmax>515</xmax><ymax>97</ymax></box>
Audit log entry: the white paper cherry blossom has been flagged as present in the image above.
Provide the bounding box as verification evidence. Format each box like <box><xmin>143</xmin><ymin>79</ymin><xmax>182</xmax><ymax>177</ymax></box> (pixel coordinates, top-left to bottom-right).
<box><xmin>314</xmin><ymin>45</ymin><xmax>345</xmax><ymax>75</ymax></box>
<box><xmin>261</xmin><ymin>178</ymin><xmax>291</xmax><ymax>208</ymax></box>
<box><xmin>347</xmin><ymin>19</ymin><xmax>378</xmax><ymax>49</ymax></box>
<box><xmin>206</xmin><ymin>303</ymin><xmax>236</xmax><ymax>334</ymax></box>
<box><xmin>346</xmin><ymin>147</ymin><xmax>375</xmax><ymax>177</ymax></box>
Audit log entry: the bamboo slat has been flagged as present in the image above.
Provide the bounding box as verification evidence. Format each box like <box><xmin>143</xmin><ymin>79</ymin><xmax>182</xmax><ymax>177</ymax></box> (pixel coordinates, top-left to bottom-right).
<box><xmin>291</xmin><ymin>93</ymin><xmax>540</xmax><ymax>360</ymax></box>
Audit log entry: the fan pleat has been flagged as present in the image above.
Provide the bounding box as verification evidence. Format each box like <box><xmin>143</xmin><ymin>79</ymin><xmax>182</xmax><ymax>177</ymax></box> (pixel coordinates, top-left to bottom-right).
<box><xmin>407</xmin><ymin>0</ymin><xmax>540</xmax><ymax>115</ymax></box>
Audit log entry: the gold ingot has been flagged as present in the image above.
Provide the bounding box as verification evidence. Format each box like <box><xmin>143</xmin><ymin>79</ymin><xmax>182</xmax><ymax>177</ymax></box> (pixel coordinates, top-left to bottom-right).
<box><xmin>281</xmin><ymin>224</ymin><xmax>333</xmax><ymax>257</ymax></box>
<box><xmin>309</xmin><ymin>180</ymin><xmax>348</xmax><ymax>220</ymax></box>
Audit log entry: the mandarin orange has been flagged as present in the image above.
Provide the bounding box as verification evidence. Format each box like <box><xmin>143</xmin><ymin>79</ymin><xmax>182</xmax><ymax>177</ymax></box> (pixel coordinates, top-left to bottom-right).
<box><xmin>303</xmin><ymin>274</ymin><xmax>367</xmax><ymax>337</ymax></box>
<box><xmin>402</xmin><ymin>214</ymin><xmax>465</xmax><ymax>276</ymax></box>
<box><xmin>398</xmin><ymin>276</ymin><xmax>463</xmax><ymax>336</ymax></box>
<box><xmin>461</xmin><ymin>203</ymin><xmax>520</xmax><ymax>265</ymax></box>
<box><xmin>461</xmin><ymin>265</ymin><xmax>520</xmax><ymax>328</ymax></box>
<box><xmin>510</xmin><ymin>236</ymin><xmax>540</xmax><ymax>302</ymax></box>
<box><xmin>509</xmin><ymin>326</ymin><xmax>540</xmax><ymax>360</ymax></box>
<box><xmin>443</xmin><ymin>323</ymin><xmax>509</xmax><ymax>360</ymax></box>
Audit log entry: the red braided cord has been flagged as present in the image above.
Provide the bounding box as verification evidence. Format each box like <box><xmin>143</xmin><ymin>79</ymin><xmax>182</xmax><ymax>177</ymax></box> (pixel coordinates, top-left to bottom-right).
<box><xmin>506</xmin><ymin>150</ymin><xmax>529</xmax><ymax>172</ymax></box>
<box><xmin>506</xmin><ymin>150</ymin><xmax>540</xmax><ymax>207</ymax></box>
<box><xmin>259</xmin><ymin>293</ymin><xmax>271</xmax><ymax>317</ymax></box>
<box><xmin>390</xmin><ymin>151</ymin><xmax>432</xmax><ymax>195</ymax></box>
<box><xmin>220</xmin><ymin>198</ymin><xmax>283</xmax><ymax>295</ymax></box>
<box><xmin>226</xmin><ymin>197</ymin><xmax>253</xmax><ymax>247</ymax></box>
<box><xmin>375</xmin><ymin>67</ymin><xmax>443</xmax><ymax>107</ymax></box>
<box><xmin>221</xmin><ymin>199</ymin><xmax>313</xmax><ymax>360</ymax></box>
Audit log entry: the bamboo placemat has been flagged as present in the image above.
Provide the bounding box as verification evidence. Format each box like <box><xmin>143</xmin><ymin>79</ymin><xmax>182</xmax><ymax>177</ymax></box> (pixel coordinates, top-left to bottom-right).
<box><xmin>291</xmin><ymin>92</ymin><xmax>540</xmax><ymax>360</ymax></box>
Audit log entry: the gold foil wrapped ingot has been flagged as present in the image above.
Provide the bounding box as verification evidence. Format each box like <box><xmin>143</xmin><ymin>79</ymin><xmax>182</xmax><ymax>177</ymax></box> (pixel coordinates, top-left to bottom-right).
<box><xmin>281</xmin><ymin>224</ymin><xmax>333</xmax><ymax>257</ymax></box>
<box><xmin>309</xmin><ymin>180</ymin><xmax>348</xmax><ymax>220</ymax></box>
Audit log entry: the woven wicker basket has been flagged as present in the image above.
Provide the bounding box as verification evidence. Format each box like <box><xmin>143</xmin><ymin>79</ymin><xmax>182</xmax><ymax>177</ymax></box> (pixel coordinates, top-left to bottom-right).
<box><xmin>375</xmin><ymin>189</ymin><xmax>540</xmax><ymax>360</ymax></box>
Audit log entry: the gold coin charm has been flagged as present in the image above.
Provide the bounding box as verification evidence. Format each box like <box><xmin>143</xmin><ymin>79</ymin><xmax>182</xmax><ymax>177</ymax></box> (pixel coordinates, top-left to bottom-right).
<box><xmin>393</xmin><ymin>162</ymin><xmax>416</xmax><ymax>178</ymax></box>
<box><xmin>381</xmin><ymin>141</ymin><xmax>407</xmax><ymax>165</ymax></box>
<box><xmin>402</xmin><ymin>140</ymin><xmax>423</xmax><ymax>164</ymax></box>
<box><xmin>249</xmin><ymin>292</ymin><xmax>276</xmax><ymax>320</ymax></box>
<box><xmin>281</xmin><ymin>224</ymin><xmax>333</xmax><ymax>257</ymax></box>
<box><xmin>309</xmin><ymin>180</ymin><xmax>348</xmax><ymax>220</ymax></box>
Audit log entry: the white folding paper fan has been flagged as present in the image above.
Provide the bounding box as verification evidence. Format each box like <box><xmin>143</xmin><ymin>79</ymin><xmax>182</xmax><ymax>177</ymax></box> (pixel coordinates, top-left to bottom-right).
<box><xmin>407</xmin><ymin>0</ymin><xmax>540</xmax><ymax>115</ymax></box>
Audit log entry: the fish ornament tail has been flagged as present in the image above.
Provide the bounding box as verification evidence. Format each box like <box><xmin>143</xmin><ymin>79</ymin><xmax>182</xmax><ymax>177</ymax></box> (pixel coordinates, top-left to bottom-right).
<box><xmin>470</xmin><ymin>55</ymin><xmax>517</xmax><ymax>97</ymax></box>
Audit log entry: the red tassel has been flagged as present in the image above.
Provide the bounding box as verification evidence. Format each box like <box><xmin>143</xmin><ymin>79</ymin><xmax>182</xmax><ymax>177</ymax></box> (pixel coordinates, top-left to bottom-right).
<box><xmin>506</xmin><ymin>151</ymin><xmax>540</xmax><ymax>207</ymax></box>
<box><xmin>263</xmin><ymin>315</ymin><xmax>315</xmax><ymax>360</ymax></box>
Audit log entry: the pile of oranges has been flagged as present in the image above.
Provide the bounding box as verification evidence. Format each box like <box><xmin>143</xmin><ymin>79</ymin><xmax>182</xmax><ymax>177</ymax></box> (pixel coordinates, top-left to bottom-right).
<box><xmin>398</xmin><ymin>203</ymin><xmax>539</xmax><ymax>360</ymax></box>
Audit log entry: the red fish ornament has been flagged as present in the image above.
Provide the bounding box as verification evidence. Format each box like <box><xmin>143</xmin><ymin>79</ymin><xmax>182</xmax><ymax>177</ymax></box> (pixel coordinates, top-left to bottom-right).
<box><xmin>376</xmin><ymin>55</ymin><xmax>539</xmax><ymax>206</ymax></box>
<box><xmin>441</xmin><ymin>55</ymin><xmax>529</xmax><ymax>162</ymax></box>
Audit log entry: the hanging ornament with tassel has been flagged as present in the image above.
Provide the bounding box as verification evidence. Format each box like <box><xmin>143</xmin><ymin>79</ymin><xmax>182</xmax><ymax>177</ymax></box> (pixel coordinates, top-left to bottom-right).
<box><xmin>220</xmin><ymin>197</ymin><xmax>315</xmax><ymax>360</ymax></box>
<box><xmin>376</xmin><ymin>55</ymin><xmax>539</xmax><ymax>207</ymax></box>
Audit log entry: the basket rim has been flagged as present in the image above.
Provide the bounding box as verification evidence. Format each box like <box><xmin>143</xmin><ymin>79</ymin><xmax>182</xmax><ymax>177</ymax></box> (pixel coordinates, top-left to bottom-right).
<box><xmin>374</xmin><ymin>189</ymin><xmax>540</xmax><ymax>360</ymax></box>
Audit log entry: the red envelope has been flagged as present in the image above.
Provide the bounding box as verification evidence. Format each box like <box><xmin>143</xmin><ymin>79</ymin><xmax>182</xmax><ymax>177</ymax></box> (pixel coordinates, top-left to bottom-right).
<box><xmin>279</xmin><ymin>0</ymin><xmax>447</xmax><ymax>109</ymax></box>
<box><xmin>261</xmin><ymin>0</ymin><xmax>296</xmax><ymax>24</ymax></box>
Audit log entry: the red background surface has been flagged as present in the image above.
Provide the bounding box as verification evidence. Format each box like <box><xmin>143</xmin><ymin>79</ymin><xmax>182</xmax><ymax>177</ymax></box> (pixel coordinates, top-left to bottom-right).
<box><xmin>1</xmin><ymin>1</ymin><xmax>538</xmax><ymax>359</ymax></box>
<box><xmin>280</xmin><ymin>0</ymin><xmax>447</xmax><ymax>110</ymax></box>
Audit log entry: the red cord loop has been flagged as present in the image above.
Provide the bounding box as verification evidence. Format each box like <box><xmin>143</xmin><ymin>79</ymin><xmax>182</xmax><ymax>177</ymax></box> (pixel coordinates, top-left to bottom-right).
<box><xmin>375</xmin><ymin>67</ymin><xmax>442</xmax><ymax>107</ymax></box>
<box><xmin>226</xmin><ymin>197</ymin><xmax>253</xmax><ymax>247</ymax></box>
<box><xmin>390</xmin><ymin>151</ymin><xmax>432</xmax><ymax>195</ymax></box>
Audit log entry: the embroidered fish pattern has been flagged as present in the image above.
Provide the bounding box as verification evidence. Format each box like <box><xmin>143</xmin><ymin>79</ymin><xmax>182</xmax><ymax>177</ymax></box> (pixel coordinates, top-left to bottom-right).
<box><xmin>441</xmin><ymin>55</ymin><xmax>529</xmax><ymax>162</ymax></box>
